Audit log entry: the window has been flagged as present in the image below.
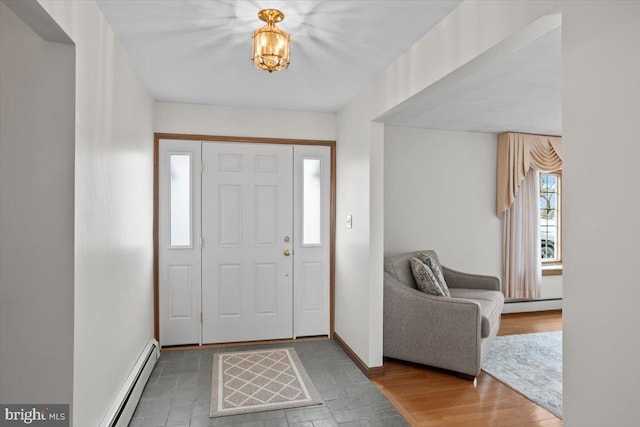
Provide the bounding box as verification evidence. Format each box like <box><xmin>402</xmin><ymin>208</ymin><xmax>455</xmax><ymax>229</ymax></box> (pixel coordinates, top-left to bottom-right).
<box><xmin>302</xmin><ymin>158</ymin><xmax>322</xmax><ymax>245</ymax></box>
<box><xmin>539</xmin><ymin>173</ymin><xmax>561</xmax><ymax>265</ymax></box>
<box><xmin>169</xmin><ymin>154</ymin><xmax>192</xmax><ymax>247</ymax></box>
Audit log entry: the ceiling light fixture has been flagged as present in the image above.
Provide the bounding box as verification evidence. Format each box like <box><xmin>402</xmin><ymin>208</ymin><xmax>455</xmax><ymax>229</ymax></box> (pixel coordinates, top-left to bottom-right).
<box><xmin>251</xmin><ymin>9</ymin><xmax>290</xmax><ymax>73</ymax></box>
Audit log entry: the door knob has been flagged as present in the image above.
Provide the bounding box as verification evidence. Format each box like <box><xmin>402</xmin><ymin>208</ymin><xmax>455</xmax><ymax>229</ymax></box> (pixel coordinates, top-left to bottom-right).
<box><xmin>283</xmin><ymin>249</ymin><xmax>290</xmax><ymax>256</ymax></box>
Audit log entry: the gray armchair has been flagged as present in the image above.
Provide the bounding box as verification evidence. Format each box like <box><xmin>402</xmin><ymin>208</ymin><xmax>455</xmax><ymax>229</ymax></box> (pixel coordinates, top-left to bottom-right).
<box><xmin>383</xmin><ymin>250</ymin><xmax>504</xmax><ymax>379</ymax></box>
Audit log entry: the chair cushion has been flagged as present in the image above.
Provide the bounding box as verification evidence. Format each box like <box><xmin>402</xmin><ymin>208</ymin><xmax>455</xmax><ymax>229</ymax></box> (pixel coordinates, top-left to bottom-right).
<box><xmin>418</xmin><ymin>253</ymin><xmax>450</xmax><ymax>297</ymax></box>
<box><xmin>449</xmin><ymin>288</ymin><xmax>504</xmax><ymax>338</ymax></box>
<box><xmin>409</xmin><ymin>257</ymin><xmax>448</xmax><ymax>297</ymax></box>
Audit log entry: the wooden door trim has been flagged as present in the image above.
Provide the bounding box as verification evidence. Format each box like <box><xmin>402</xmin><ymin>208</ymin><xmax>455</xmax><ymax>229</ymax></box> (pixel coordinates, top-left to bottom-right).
<box><xmin>153</xmin><ymin>133</ymin><xmax>337</xmax><ymax>343</ymax></box>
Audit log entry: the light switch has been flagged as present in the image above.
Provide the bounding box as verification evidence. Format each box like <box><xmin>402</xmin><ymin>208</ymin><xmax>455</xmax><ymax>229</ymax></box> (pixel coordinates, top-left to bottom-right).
<box><xmin>346</xmin><ymin>215</ymin><xmax>353</xmax><ymax>229</ymax></box>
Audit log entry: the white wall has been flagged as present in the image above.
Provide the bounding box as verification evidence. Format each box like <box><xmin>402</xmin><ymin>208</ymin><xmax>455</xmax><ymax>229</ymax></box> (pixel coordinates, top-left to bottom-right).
<box><xmin>384</xmin><ymin>127</ymin><xmax>501</xmax><ymax>275</ymax></box>
<box><xmin>0</xmin><ymin>1</ymin><xmax>74</xmax><ymax>404</ymax></box>
<box><xmin>35</xmin><ymin>1</ymin><xmax>155</xmax><ymax>425</ymax></box>
<box><xmin>155</xmin><ymin>102</ymin><xmax>336</xmax><ymax>141</ymax></box>
<box><xmin>384</xmin><ymin>126</ymin><xmax>562</xmax><ymax>306</ymax></box>
<box><xmin>335</xmin><ymin>95</ymin><xmax>384</xmax><ymax>365</ymax></box>
<box><xmin>562</xmin><ymin>2</ymin><xmax>640</xmax><ymax>426</ymax></box>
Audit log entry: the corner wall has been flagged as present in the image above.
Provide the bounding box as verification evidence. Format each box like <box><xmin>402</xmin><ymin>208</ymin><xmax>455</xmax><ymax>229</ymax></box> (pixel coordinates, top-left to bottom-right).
<box><xmin>36</xmin><ymin>1</ymin><xmax>155</xmax><ymax>425</ymax></box>
<box><xmin>0</xmin><ymin>1</ymin><xmax>74</xmax><ymax>405</ymax></box>
<box><xmin>562</xmin><ymin>2</ymin><xmax>640</xmax><ymax>425</ymax></box>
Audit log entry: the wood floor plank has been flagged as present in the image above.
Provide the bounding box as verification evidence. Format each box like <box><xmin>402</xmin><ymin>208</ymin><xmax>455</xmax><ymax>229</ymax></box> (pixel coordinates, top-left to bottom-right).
<box><xmin>498</xmin><ymin>309</ymin><xmax>562</xmax><ymax>336</ymax></box>
<box><xmin>373</xmin><ymin>310</ymin><xmax>563</xmax><ymax>426</ymax></box>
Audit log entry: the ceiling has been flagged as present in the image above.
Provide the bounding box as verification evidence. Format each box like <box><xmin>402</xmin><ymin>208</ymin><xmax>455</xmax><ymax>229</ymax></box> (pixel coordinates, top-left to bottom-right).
<box><xmin>383</xmin><ymin>27</ymin><xmax>562</xmax><ymax>135</ymax></box>
<box><xmin>96</xmin><ymin>0</ymin><xmax>462</xmax><ymax>113</ymax></box>
<box><xmin>97</xmin><ymin>1</ymin><xmax>561</xmax><ymax>135</ymax></box>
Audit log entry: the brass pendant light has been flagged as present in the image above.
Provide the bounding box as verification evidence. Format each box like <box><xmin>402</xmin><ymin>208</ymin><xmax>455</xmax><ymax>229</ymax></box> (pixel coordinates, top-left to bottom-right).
<box><xmin>251</xmin><ymin>9</ymin><xmax>290</xmax><ymax>72</ymax></box>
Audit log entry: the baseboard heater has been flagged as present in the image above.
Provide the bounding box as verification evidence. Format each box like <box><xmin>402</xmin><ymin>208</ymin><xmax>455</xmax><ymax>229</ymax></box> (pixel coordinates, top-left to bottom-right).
<box><xmin>100</xmin><ymin>338</ymin><xmax>160</xmax><ymax>427</ymax></box>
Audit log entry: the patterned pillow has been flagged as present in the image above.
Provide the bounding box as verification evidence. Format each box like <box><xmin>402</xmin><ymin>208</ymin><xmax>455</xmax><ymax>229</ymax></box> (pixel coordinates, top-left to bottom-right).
<box><xmin>419</xmin><ymin>253</ymin><xmax>451</xmax><ymax>297</ymax></box>
<box><xmin>409</xmin><ymin>257</ymin><xmax>448</xmax><ymax>297</ymax></box>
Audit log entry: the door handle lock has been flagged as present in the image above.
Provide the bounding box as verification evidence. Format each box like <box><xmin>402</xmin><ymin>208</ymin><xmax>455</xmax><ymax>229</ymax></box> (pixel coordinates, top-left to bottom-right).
<box><xmin>283</xmin><ymin>249</ymin><xmax>291</xmax><ymax>256</ymax></box>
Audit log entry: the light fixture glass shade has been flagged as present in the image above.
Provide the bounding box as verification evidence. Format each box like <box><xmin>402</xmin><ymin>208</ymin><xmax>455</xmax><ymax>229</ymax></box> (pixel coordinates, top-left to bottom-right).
<box><xmin>252</xmin><ymin>9</ymin><xmax>290</xmax><ymax>72</ymax></box>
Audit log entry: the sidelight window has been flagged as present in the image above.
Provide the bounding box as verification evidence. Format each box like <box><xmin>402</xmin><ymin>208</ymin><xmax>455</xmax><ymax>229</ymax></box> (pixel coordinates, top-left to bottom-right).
<box><xmin>302</xmin><ymin>158</ymin><xmax>322</xmax><ymax>245</ymax></box>
<box><xmin>169</xmin><ymin>154</ymin><xmax>192</xmax><ymax>247</ymax></box>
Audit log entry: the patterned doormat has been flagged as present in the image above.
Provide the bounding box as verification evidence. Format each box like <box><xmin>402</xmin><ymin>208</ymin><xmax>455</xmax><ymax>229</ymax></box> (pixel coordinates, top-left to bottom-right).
<box><xmin>210</xmin><ymin>347</ymin><xmax>322</xmax><ymax>417</ymax></box>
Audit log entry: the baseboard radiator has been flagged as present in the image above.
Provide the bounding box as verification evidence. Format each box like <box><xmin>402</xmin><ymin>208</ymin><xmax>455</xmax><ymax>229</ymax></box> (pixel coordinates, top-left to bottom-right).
<box><xmin>100</xmin><ymin>338</ymin><xmax>160</xmax><ymax>427</ymax></box>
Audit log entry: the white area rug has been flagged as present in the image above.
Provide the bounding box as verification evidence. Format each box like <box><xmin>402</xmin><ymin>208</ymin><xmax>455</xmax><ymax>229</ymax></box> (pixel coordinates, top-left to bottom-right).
<box><xmin>482</xmin><ymin>331</ymin><xmax>563</xmax><ymax>418</ymax></box>
<box><xmin>210</xmin><ymin>347</ymin><xmax>322</xmax><ymax>417</ymax></box>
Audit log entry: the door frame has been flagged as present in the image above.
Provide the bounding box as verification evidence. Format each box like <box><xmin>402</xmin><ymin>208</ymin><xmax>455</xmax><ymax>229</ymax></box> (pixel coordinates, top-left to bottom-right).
<box><xmin>153</xmin><ymin>133</ymin><xmax>336</xmax><ymax>344</ymax></box>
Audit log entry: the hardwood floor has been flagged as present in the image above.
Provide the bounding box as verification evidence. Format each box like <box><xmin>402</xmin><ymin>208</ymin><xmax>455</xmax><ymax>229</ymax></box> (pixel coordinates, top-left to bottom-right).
<box><xmin>372</xmin><ymin>310</ymin><xmax>563</xmax><ymax>427</ymax></box>
<box><xmin>497</xmin><ymin>310</ymin><xmax>562</xmax><ymax>336</ymax></box>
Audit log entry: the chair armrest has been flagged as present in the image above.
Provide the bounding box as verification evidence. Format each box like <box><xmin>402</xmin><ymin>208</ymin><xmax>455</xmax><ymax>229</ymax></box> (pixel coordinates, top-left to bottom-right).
<box><xmin>442</xmin><ymin>266</ymin><xmax>501</xmax><ymax>292</ymax></box>
<box><xmin>383</xmin><ymin>273</ymin><xmax>483</xmax><ymax>324</ymax></box>
<box><xmin>383</xmin><ymin>272</ymin><xmax>484</xmax><ymax>375</ymax></box>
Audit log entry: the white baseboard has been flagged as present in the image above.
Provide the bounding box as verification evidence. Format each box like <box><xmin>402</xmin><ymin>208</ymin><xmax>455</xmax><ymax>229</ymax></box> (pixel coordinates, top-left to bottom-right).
<box><xmin>502</xmin><ymin>299</ymin><xmax>562</xmax><ymax>313</ymax></box>
<box><xmin>100</xmin><ymin>338</ymin><xmax>159</xmax><ymax>427</ymax></box>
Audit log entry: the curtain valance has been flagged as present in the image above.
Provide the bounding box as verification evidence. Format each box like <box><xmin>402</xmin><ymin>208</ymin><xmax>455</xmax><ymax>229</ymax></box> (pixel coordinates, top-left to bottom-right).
<box><xmin>496</xmin><ymin>132</ymin><xmax>562</xmax><ymax>215</ymax></box>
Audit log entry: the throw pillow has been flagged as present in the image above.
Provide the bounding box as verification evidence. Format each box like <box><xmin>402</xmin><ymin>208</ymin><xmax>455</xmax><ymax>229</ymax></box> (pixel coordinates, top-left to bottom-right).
<box><xmin>419</xmin><ymin>253</ymin><xmax>451</xmax><ymax>297</ymax></box>
<box><xmin>409</xmin><ymin>257</ymin><xmax>448</xmax><ymax>297</ymax></box>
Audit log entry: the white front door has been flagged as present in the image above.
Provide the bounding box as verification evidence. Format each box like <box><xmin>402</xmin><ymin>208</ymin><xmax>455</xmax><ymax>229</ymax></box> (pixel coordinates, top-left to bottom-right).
<box><xmin>201</xmin><ymin>143</ymin><xmax>294</xmax><ymax>343</ymax></box>
<box><xmin>158</xmin><ymin>140</ymin><xmax>202</xmax><ymax>346</ymax></box>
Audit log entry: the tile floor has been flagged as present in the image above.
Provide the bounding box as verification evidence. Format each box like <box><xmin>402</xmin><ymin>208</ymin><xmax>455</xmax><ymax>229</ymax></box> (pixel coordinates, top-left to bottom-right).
<box><xmin>129</xmin><ymin>340</ymin><xmax>408</xmax><ymax>427</ymax></box>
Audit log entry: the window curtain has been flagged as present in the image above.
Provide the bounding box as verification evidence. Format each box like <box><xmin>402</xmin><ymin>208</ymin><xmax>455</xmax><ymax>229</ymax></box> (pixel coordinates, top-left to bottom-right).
<box><xmin>497</xmin><ymin>132</ymin><xmax>562</xmax><ymax>299</ymax></box>
<box><xmin>497</xmin><ymin>132</ymin><xmax>562</xmax><ymax>216</ymax></box>
<box><xmin>502</xmin><ymin>169</ymin><xmax>541</xmax><ymax>299</ymax></box>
